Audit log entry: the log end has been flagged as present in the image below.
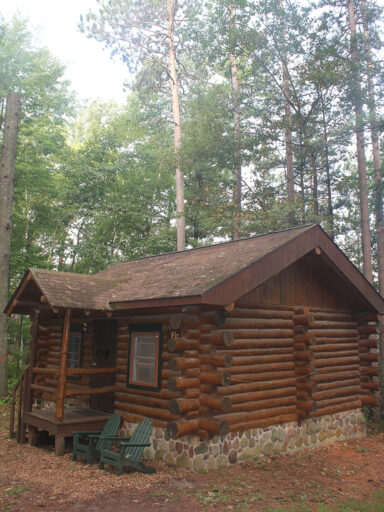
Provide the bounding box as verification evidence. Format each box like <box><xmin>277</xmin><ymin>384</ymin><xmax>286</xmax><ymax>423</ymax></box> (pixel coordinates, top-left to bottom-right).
<box><xmin>169</xmin><ymin>399</ymin><xmax>180</xmax><ymax>416</ymax></box>
<box><xmin>223</xmin><ymin>331</ymin><xmax>234</xmax><ymax>346</ymax></box>
<box><xmin>168</xmin><ymin>339</ymin><xmax>177</xmax><ymax>353</ymax></box>
<box><xmin>222</xmin><ymin>397</ymin><xmax>232</xmax><ymax>413</ymax></box>
<box><xmin>165</xmin><ymin>421</ymin><xmax>178</xmax><ymax>440</ymax></box>
<box><xmin>168</xmin><ymin>377</ymin><xmax>177</xmax><ymax>392</ymax></box>
<box><xmin>170</xmin><ymin>314</ymin><xmax>183</xmax><ymax>330</ymax></box>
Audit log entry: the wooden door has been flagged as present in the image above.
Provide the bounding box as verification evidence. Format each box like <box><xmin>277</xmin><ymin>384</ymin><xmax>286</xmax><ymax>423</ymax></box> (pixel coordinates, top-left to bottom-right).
<box><xmin>90</xmin><ymin>319</ymin><xmax>117</xmax><ymax>413</ymax></box>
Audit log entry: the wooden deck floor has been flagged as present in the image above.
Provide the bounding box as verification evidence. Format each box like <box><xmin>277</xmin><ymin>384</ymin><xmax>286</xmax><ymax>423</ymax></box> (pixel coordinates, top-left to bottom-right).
<box><xmin>23</xmin><ymin>408</ymin><xmax>110</xmax><ymax>438</ymax></box>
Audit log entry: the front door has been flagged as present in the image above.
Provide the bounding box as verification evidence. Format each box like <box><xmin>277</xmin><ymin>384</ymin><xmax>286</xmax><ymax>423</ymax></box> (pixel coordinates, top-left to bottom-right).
<box><xmin>90</xmin><ymin>319</ymin><xmax>117</xmax><ymax>413</ymax></box>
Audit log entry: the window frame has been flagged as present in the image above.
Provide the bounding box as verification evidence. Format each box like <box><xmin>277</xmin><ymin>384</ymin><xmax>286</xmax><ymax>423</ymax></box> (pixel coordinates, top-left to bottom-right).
<box><xmin>127</xmin><ymin>323</ymin><xmax>162</xmax><ymax>391</ymax></box>
<box><xmin>67</xmin><ymin>324</ymin><xmax>83</xmax><ymax>381</ymax></box>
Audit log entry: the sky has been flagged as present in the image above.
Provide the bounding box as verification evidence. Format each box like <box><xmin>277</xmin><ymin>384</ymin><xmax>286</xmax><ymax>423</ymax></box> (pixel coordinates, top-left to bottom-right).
<box><xmin>1</xmin><ymin>0</ymin><xmax>130</xmax><ymax>103</ymax></box>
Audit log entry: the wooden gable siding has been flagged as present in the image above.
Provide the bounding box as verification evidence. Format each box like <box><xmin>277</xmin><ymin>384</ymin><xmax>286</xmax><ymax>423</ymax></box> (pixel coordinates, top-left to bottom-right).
<box><xmin>238</xmin><ymin>255</ymin><xmax>372</xmax><ymax>312</ymax></box>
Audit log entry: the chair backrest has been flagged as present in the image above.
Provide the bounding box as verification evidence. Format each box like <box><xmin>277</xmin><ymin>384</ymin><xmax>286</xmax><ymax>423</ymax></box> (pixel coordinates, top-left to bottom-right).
<box><xmin>123</xmin><ymin>419</ymin><xmax>152</xmax><ymax>462</ymax></box>
<box><xmin>96</xmin><ymin>413</ymin><xmax>121</xmax><ymax>452</ymax></box>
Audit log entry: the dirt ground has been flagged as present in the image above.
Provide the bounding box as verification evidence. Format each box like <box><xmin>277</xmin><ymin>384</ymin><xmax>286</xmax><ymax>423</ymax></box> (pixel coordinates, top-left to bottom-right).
<box><xmin>2</xmin><ymin>409</ymin><xmax>384</xmax><ymax>512</ymax></box>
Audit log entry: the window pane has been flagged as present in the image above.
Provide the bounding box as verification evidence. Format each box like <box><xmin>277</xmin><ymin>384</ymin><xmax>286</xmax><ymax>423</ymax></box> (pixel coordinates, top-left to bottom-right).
<box><xmin>130</xmin><ymin>332</ymin><xmax>158</xmax><ymax>386</ymax></box>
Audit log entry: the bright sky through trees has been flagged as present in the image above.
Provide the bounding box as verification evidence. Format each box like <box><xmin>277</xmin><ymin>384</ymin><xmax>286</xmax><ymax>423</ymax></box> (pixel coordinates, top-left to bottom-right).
<box><xmin>1</xmin><ymin>0</ymin><xmax>129</xmax><ymax>103</ymax></box>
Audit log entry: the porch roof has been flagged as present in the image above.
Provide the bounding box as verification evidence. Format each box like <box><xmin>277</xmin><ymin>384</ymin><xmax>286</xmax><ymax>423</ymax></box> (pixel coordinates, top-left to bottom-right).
<box><xmin>5</xmin><ymin>224</ymin><xmax>384</xmax><ymax>315</ymax></box>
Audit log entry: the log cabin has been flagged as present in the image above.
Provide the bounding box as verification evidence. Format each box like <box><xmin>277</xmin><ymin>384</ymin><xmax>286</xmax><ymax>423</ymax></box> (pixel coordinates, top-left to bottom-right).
<box><xmin>6</xmin><ymin>224</ymin><xmax>384</xmax><ymax>470</ymax></box>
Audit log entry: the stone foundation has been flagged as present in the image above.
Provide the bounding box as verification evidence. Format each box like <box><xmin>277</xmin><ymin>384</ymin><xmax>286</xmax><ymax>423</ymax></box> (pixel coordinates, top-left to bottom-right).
<box><xmin>121</xmin><ymin>408</ymin><xmax>366</xmax><ymax>472</ymax></box>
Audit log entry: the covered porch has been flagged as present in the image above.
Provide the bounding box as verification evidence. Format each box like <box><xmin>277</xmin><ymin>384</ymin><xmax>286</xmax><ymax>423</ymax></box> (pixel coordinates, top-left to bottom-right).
<box><xmin>9</xmin><ymin>288</ymin><xmax>120</xmax><ymax>454</ymax></box>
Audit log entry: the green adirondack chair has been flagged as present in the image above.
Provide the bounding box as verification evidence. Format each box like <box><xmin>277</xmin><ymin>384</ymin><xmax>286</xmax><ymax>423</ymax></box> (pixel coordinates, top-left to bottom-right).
<box><xmin>72</xmin><ymin>412</ymin><xmax>121</xmax><ymax>465</ymax></box>
<box><xmin>99</xmin><ymin>418</ymin><xmax>155</xmax><ymax>475</ymax></box>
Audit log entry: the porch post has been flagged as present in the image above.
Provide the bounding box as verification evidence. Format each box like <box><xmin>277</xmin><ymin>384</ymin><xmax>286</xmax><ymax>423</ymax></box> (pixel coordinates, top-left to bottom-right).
<box><xmin>56</xmin><ymin>308</ymin><xmax>71</xmax><ymax>423</ymax></box>
<box><xmin>20</xmin><ymin>311</ymin><xmax>39</xmax><ymax>443</ymax></box>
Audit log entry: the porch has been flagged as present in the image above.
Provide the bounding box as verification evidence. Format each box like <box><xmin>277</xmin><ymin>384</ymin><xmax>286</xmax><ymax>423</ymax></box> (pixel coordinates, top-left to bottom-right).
<box><xmin>11</xmin><ymin>308</ymin><xmax>121</xmax><ymax>455</ymax></box>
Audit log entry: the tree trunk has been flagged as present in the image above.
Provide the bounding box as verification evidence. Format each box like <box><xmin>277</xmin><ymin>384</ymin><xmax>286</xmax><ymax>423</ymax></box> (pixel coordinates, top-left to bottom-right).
<box><xmin>347</xmin><ymin>0</ymin><xmax>373</xmax><ymax>282</ymax></box>
<box><xmin>168</xmin><ymin>0</ymin><xmax>185</xmax><ymax>251</ymax></box>
<box><xmin>280</xmin><ymin>0</ymin><xmax>295</xmax><ymax>224</ymax></box>
<box><xmin>228</xmin><ymin>4</ymin><xmax>242</xmax><ymax>240</ymax></box>
<box><xmin>0</xmin><ymin>92</ymin><xmax>21</xmax><ymax>397</ymax></box>
<box><xmin>361</xmin><ymin>0</ymin><xmax>384</xmax><ymax>295</ymax></box>
<box><xmin>319</xmin><ymin>88</ymin><xmax>335</xmax><ymax>239</ymax></box>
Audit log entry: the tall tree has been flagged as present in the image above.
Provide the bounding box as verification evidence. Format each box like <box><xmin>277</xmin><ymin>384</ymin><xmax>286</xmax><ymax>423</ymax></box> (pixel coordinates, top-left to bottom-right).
<box><xmin>81</xmin><ymin>0</ymin><xmax>186</xmax><ymax>250</ymax></box>
<box><xmin>0</xmin><ymin>92</ymin><xmax>20</xmax><ymax>397</ymax></box>
<box><xmin>346</xmin><ymin>0</ymin><xmax>373</xmax><ymax>282</ymax></box>
<box><xmin>361</xmin><ymin>0</ymin><xmax>384</xmax><ymax>294</ymax></box>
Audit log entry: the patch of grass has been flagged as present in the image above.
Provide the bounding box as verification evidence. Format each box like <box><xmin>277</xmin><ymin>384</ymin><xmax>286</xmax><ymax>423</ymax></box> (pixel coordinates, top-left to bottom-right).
<box><xmin>267</xmin><ymin>494</ymin><xmax>384</xmax><ymax>512</ymax></box>
<box><xmin>4</xmin><ymin>485</ymin><xmax>28</xmax><ymax>496</ymax></box>
<box><xmin>253</xmin><ymin>457</ymin><xmax>269</xmax><ymax>470</ymax></box>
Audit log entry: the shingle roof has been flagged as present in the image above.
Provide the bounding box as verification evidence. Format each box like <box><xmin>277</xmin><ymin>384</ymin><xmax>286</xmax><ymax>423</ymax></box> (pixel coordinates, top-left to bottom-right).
<box><xmin>27</xmin><ymin>224</ymin><xmax>312</xmax><ymax>310</ymax></box>
<box><xmin>6</xmin><ymin>224</ymin><xmax>384</xmax><ymax>314</ymax></box>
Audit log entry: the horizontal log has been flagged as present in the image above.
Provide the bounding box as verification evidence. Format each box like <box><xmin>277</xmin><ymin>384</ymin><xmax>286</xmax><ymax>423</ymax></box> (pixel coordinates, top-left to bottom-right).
<box><xmin>230</xmin><ymin>328</ymin><xmax>294</xmax><ymax>339</ymax></box>
<box><xmin>360</xmin><ymin>366</ymin><xmax>378</xmax><ymax>376</ymax></box>
<box><xmin>358</xmin><ymin>339</ymin><xmax>377</xmax><ymax>348</ymax></box>
<box><xmin>312</xmin><ymin>343</ymin><xmax>358</xmax><ymax>353</ymax></box>
<box><xmin>310</xmin><ymin>399</ymin><xmax>361</xmax><ymax>418</ymax></box>
<box><xmin>229</xmin><ymin>412</ymin><xmax>297</xmax><ymax>432</ymax></box>
<box><xmin>297</xmin><ymin>381</ymin><xmax>317</xmax><ymax>393</ymax></box>
<box><xmin>228</xmin><ymin>362</ymin><xmax>294</xmax><ymax>375</ymax></box>
<box><xmin>115</xmin><ymin>400</ymin><xmax>176</xmax><ymax>421</ymax></box>
<box><xmin>199</xmin><ymin>417</ymin><xmax>230</xmax><ymax>436</ymax></box>
<box><xmin>315</xmin><ymin>337</ymin><xmax>357</xmax><ymax>345</ymax></box>
<box><xmin>184</xmin><ymin>368</ymin><xmax>200</xmax><ymax>378</ymax></box>
<box><xmin>200</xmin><ymin>394</ymin><xmax>232</xmax><ymax>413</ymax></box>
<box><xmin>294</xmin><ymin>333</ymin><xmax>316</xmax><ymax>346</ymax></box>
<box><xmin>312</xmin><ymin>329</ymin><xmax>357</xmax><ymax>338</ymax></box>
<box><xmin>185</xmin><ymin>410</ymin><xmax>199</xmax><ymax>420</ymax></box>
<box><xmin>314</xmin><ymin>395</ymin><xmax>360</xmax><ymax>409</ymax></box>
<box><xmin>166</xmin><ymin>419</ymin><xmax>200</xmax><ymax>438</ymax></box>
<box><xmin>65</xmin><ymin>385</ymin><xmax>119</xmax><ymax>396</ymax></box>
<box><xmin>200</xmin><ymin>331</ymin><xmax>234</xmax><ymax>346</ymax></box>
<box><xmin>200</xmin><ymin>354</ymin><xmax>233</xmax><ymax>367</ymax></box>
<box><xmin>217</xmin><ymin>377</ymin><xmax>296</xmax><ymax>395</ymax></box>
<box><xmin>230</xmin><ymin>386</ymin><xmax>296</xmax><ymax>404</ymax></box>
<box><xmin>361</xmin><ymin>381</ymin><xmax>379</xmax><ymax>390</ymax></box>
<box><xmin>297</xmin><ymin>400</ymin><xmax>317</xmax><ymax>412</ymax></box>
<box><xmin>232</xmin><ymin>354</ymin><xmax>293</xmax><ymax>366</ymax></box>
<box><xmin>168</xmin><ymin>377</ymin><xmax>200</xmax><ymax>391</ymax></box>
<box><xmin>314</xmin><ymin>356</ymin><xmax>360</xmax><ymax>368</ymax></box>
<box><xmin>117</xmin><ymin>410</ymin><xmax>166</xmax><ymax>429</ymax></box>
<box><xmin>184</xmin><ymin>388</ymin><xmax>200</xmax><ymax>399</ymax></box>
<box><xmin>358</xmin><ymin>325</ymin><xmax>378</xmax><ymax>335</ymax></box>
<box><xmin>66</xmin><ymin>367</ymin><xmax>118</xmax><ymax>376</ymax></box>
<box><xmin>313</xmin><ymin>385</ymin><xmax>361</xmax><ymax>401</ymax></box>
<box><xmin>200</xmin><ymin>371</ymin><xmax>231</xmax><ymax>386</ymax></box>
<box><xmin>294</xmin><ymin>352</ymin><xmax>313</xmax><ymax>362</ymax></box>
<box><xmin>229</xmin><ymin>370</ymin><xmax>295</xmax><ymax>384</ymax></box>
<box><xmin>313</xmin><ymin>320</ymin><xmax>357</xmax><ymax>329</ymax></box>
<box><xmin>293</xmin><ymin>314</ymin><xmax>315</xmax><ymax>327</ymax></box>
<box><xmin>114</xmin><ymin>392</ymin><xmax>169</xmax><ymax>409</ymax></box>
<box><xmin>170</xmin><ymin>314</ymin><xmax>199</xmax><ymax>330</ymax></box>
<box><xmin>169</xmin><ymin>398</ymin><xmax>200</xmax><ymax>415</ymax></box>
<box><xmin>218</xmin><ymin>405</ymin><xmax>297</xmax><ymax>425</ymax></box>
<box><xmin>361</xmin><ymin>395</ymin><xmax>378</xmax><ymax>406</ymax></box>
<box><xmin>223</xmin><ymin>347</ymin><xmax>293</xmax><ymax>357</ymax></box>
<box><xmin>169</xmin><ymin>356</ymin><xmax>200</xmax><ymax>370</ymax></box>
<box><xmin>231</xmin><ymin>395</ymin><xmax>296</xmax><ymax>412</ymax></box>
<box><xmin>359</xmin><ymin>353</ymin><xmax>378</xmax><ymax>362</ymax></box>
<box><xmin>313</xmin><ymin>311</ymin><xmax>354</xmax><ymax>321</ymax></box>
<box><xmin>229</xmin><ymin>339</ymin><xmax>294</xmax><ymax>350</ymax></box>
<box><xmin>317</xmin><ymin>378</ymin><xmax>360</xmax><ymax>391</ymax></box>
<box><xmin>221</xmin><ymin>317</ymin><xmax>293</xmax><ymax>329</ymax></box>
<box><xmin>313</xmin><ymin>370</ymin><xmax>359</xmax><ymax>382</ymax></box>
<box><xmin>315</xmin><ymin>350</ymin><xmax>358</xmax><ymax>360</ymax></box>
<box><xmin>168</xmin><ymin>338</ymin><xmax>199</xmax><ymax>353</ymax></box>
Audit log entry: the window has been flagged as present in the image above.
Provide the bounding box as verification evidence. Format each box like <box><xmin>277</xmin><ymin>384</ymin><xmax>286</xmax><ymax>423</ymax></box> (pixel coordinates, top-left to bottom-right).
<box><xmin>67</xmin><ymin>324</ymin><xmax>82</xmax><ymax>372</ymax></box>
<box><xmin>128</xmin><ymin>324</ymin><xmax>161</xmax><ymax>390</ymax></box>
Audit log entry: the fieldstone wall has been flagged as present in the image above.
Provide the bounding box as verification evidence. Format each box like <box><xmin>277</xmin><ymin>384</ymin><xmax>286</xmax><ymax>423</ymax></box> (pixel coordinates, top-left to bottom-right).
<box><xmin>121</xmin><ymin>408</ymin><xmax>366</xmax><ymax>472</ymax></box>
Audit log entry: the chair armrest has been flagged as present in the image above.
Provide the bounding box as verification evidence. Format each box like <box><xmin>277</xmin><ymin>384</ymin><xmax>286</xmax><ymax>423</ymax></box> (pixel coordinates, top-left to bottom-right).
<box><xmin>96</xmin><ymin>435</ymin><xmax>127</xmax><ymax>441</ymax></box>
